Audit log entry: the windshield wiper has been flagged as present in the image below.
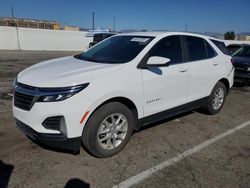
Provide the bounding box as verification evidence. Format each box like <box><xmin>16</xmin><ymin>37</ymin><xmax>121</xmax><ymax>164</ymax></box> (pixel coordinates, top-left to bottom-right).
<box><xmin>74</xmin><ymin>55</ymin><xmax>102</xmax><ymax>63</ymax></box>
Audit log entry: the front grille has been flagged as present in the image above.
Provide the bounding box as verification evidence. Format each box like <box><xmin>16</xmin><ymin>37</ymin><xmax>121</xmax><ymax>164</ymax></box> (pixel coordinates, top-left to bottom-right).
<box><xmin>14</xmin><ymin>91</ymin><xmax>34</xmax><ymax>111</ymax></box>
<box><xmin>42</xmin><ymin>116</ymin><xmax>62</xmax><ymax>131</ymax></box>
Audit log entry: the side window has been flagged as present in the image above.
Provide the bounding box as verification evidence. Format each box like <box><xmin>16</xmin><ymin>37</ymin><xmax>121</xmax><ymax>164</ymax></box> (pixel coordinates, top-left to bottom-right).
<box><xmin>205</xmin><ymin>41</ymin><xmax>217</xmax><ymax>58</ymax></box>
<box><xmin>149</xmin><ymin>36</ymin><xmax>183</xmax><ymax>64</ymax></box>
<box><xmin>210</xmin><ymin>40</ymin><xmax>230</xmax><ymax>55</ymax></box>
<box><xmin>185</xmin><ymin>36</ymin><xmax>207</xmax><ymax>61</ymax></box>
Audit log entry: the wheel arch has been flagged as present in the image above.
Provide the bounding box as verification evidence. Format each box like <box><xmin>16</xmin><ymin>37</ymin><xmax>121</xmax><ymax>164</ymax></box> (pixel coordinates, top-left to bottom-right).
<box><xmin>218</xmin><ymin>78</ymin><xmax>230</xmax><ymax>94</ymax></box>
<box><xmin>85</xmin><ymin>96</ymin><xmax>140</xmax><ymax>131</ymax></box>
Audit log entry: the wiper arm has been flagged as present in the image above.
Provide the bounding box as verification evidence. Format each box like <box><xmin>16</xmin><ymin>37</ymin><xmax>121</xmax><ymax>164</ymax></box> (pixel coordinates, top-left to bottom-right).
<box><xmin>74</xmin><ymin>55</ymin><xmax>101</xmax><ymax>63</ymax></box>
<box><xmin>87</xmin><ymin>58</ymin><xmax>101</xmax><ymax>63</ymax></box>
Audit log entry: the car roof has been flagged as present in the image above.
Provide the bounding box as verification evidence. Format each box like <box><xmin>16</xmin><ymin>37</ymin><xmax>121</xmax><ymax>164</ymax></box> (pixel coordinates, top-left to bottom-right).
<box><xmin>94</xmin><ymin>32</ymin><xmax>117</xmax><ymax>36</ymax></box>
<box><xmin>118</xmin><ymin>31</ymin><xmax>220</xmax><ymax>41</ymax></box>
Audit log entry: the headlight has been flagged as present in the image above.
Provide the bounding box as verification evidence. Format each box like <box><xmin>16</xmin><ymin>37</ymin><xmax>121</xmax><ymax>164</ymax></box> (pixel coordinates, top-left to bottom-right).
<box><xmin>37</xmin><ymin>83</ymin><xmax>89</xmax><ymax>102</ymax></box>
<box><xmin>247</xmin><ymin>67</ymin><xmax>250</xmax><ymax>71</ymax></box>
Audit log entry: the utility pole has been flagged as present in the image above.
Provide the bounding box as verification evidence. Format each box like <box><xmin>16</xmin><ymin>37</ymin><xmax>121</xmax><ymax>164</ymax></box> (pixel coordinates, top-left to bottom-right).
<box><xmin>185</xmin><ymin>23</ymin><xmax>188</xmax><ymax>32</ymax></box>
<box><xmin>11</xmin><ymin>5</ymin><xmax>20</xmax><ymax>50</ymax></box>
<box><xmin>113</xmin><ymin>16</ymin><xmax>116</xmax><ymax>32</ymax></box>
<box><xmin>92</xmin><ymin>12</ymin><xmax>95</xmax><ymax>30</ymax></box>
<box><xmin>11</xmin><ymin>5</ymin><xmax>14</xmax><ymax>18</ymax></box>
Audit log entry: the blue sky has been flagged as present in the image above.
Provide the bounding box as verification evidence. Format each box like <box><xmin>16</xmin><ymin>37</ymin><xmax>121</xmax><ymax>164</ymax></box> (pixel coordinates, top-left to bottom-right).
<box><xmin>0</xmin><ymin>0</ymin><xmax>249</xmax><ymax>33</ymax></box>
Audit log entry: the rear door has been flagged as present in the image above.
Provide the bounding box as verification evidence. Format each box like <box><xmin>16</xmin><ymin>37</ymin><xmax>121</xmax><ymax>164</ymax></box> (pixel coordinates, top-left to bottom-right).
<box><xmin>141</xmin><ymin>35</ymin><xmax>190</xmax><ymax>117</ymax></box>
<box><xmin>183</xmin><ymin>36</ymin><xmax>221</xmax><ymax>101</ymax></box>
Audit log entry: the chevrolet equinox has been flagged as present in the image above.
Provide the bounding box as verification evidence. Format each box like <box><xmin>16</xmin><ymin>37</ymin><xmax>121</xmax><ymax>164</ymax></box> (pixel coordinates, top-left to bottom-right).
<box><xmin>13</xmin><ymin>32</ymin><xmax>234</xmax><ymax>157</ymax></box>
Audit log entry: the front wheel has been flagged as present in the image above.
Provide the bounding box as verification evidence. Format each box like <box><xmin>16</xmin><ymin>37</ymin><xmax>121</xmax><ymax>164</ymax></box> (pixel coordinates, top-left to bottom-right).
<box><xmin>203</xmin><ymin>82</ymin><xmax>227</xmax><ymax>115</ymax></box>
<box><xmin>82</xmin><ymin>102</ymin><xmax>135</xmax><ymax>158</ymax></box>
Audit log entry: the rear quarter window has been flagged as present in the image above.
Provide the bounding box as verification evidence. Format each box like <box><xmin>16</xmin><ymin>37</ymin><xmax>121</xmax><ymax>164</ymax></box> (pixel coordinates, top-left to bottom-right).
<box><xmin>205</xmin><ymin>41</ymin><xmax>217</xmax><ymax>58</ymax></box>
<box><xmin>210</xmin><ymin>39</ymin><xmax>230</xmax><ymax>55</ymax></box>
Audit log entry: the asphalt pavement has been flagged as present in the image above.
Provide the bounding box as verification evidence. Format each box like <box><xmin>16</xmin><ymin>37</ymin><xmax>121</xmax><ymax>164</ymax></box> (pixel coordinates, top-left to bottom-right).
<box><xmin>0</xmin><ymin>51</ymin><xmax>249</xmax><ymax>188</ymax></box>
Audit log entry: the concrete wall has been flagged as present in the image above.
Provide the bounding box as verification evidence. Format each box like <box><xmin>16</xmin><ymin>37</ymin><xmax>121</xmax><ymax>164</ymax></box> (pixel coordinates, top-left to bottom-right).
<box><xmin>0</xmin><ymin>26</ymin><xmax>19</xmax><ymax>50</ymax></box>
<box><xmin>1</xmin><ymin>26</ymin><xmax>250</xmax><ymax>51</ymax></box>
<box><xmin>0</xmin><ymin>26</ymin><xmax>92</xmax><ymax>51</ymax></box>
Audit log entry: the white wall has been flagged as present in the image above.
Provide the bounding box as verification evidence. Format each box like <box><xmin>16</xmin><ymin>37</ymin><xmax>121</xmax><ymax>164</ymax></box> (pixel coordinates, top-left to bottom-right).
<box><xmin>0</xmin><ymin>26</ymin><xmax>19</xmax><ymax>50</ymax></box>
<box><xmin>0</xmin><ymin>26</ymin><xmax>92</xmax><ymax>51</ymax></box>
<box><xmin>1</xmin><ymin>26</ymin><xmax>249</xmax><ymax>51</ymax></box>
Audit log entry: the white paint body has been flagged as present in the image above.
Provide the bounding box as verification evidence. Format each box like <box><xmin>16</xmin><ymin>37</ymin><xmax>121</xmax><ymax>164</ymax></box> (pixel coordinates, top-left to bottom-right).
<box><xmin>13</xmin><ymin>32</ymin><xmax>234</xmax><ymax>139</ymax></box>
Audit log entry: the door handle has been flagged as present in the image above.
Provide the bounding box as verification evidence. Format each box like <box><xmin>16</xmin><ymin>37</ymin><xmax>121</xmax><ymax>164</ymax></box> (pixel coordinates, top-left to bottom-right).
<box><xmin>179</xmin><ymin>68</ymin><xmax>188</xmax><ymax>72</ymax></box>
<box><xmin>213</xmin><ymin>62</ymin><xmax>219</xmax><ymax>66</ymax></box>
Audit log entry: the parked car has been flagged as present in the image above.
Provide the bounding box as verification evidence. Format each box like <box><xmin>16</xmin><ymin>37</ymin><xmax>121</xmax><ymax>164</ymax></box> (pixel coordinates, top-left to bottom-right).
<box><xmin>13</xmin><ymin>32</ymin><xmax>234</xmax><ymax>157</ymax></box>
<box><xmin>89</xmin><ymin>32</ymin><xmax>116</xmax><ymax>48</ymax></box>
<box><xmin>226</xmin><ymin>44</ymin><xmax>245</xmax><ymax>54</ymax></box>
<box><xmin>232</xmin><ymin>45</ymin><xmax>250</xmax><ymax>85</ymax></box>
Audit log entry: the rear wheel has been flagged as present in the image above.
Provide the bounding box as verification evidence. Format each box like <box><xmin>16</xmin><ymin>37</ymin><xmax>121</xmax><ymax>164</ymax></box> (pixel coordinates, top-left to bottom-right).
<box><xmin>82</xmin><ymin>102</ymin><xmax>135</xmax><ymax>158</ymax></box>
<box><xmin>203</xmin><ymin>82</ymin><xmax>226</xmax><ymax>115</ymax></box>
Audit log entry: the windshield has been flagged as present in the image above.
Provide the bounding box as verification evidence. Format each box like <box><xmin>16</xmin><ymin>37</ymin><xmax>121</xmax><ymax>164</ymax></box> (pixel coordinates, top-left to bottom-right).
<box><xmin>232</xmin><ymin>46</ymin><xmax>250</xmax><ymax>58</ymax></box>
<box><xmin>76</xmin><ymin>35</ymin><xmax>154</xmax><ymax>64</ymax></box>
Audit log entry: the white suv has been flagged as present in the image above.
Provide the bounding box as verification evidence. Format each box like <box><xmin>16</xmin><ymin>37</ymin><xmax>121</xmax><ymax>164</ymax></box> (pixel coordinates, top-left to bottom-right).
<box><xmin>13</xmin><ymin>32</ymin><xmax>234</xmax><ymax>157</ymax></box>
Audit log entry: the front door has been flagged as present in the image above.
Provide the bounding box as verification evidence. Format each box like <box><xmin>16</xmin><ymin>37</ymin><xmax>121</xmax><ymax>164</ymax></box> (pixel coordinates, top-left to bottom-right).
<box><xmin>141</xmin><ymin>35</ymin><xmax>190</xmax><ymax>117</ymax></box>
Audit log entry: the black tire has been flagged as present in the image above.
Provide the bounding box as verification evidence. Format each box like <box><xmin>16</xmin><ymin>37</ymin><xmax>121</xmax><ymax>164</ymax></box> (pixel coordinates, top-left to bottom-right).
<box><xmin>82</xmin><ymin>102</ymin><xmax>135</xmax><ymax>158</ymax></box>
<box><xmin>203</xmin><ymin>82</ymin><xmax>227</xmax><ymax>115</ymax></box>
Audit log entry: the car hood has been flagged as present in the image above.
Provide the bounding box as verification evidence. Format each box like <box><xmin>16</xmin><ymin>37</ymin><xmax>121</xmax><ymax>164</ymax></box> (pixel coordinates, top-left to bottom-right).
<box><xmin>17</xmin><ymin>56</ymin><xmax>123</xmax><ymax>87</ymax></box>
<box><xmin>233</xmin><ymin>56</ymin><xmax>250</xmax><ymax>67</ymax></box>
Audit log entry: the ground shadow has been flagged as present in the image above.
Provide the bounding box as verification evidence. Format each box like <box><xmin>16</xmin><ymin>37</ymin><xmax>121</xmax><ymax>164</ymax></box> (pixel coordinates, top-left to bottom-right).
<box><xmin>34</xmin><ymin>111</ymin><xmax>194</xmax><ymax>156</ymax></box>
<box><xmin>232</xmin><ymin>83</ymin><xmax>250</xmax><ymax>92</ymax></box>
<box><xmin>64</xmin><ymin>178</ymin><xmax>90</xmax><ymax>188</ymax></box>
<box><xmin>31</xmin><ymin>139</ymin><xmax>80</xmax><ymax>155</ymax></box>
<box><xmin>138</xmin><ymin>111</ymin><xmax>193</xmax><ymax>132</ymax></box>
<box><xmin>0</xmin><ymin>160</ymin><xmax>14</xmax><ymax>188</ymax></box>
<box><xmin>233</xmin><ymin>81</ymin><xmax>250</xmax><ymax>88</ymax></box>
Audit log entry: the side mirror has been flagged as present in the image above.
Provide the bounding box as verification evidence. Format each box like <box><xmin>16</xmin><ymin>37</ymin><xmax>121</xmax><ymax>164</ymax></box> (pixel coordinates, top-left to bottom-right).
<box><xmin>146</xmin><ymin>56</ymin><xmax>171</xmax><ymax>67</ymax></box>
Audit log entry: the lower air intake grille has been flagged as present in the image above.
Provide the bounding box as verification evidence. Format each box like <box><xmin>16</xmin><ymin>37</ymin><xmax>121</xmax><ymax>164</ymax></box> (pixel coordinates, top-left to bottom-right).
<box><xmin>42</xmin><ymin>116</ymin><xmax>62</xmax><ymax>131</ymax></box>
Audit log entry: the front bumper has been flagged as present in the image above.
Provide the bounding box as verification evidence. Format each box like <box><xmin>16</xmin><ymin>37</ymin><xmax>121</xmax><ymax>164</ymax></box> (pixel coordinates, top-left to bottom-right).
<box><xmin>16</xmin><ymin>119</ymin><xmax>81</xmax><ymax>152</ymax></box>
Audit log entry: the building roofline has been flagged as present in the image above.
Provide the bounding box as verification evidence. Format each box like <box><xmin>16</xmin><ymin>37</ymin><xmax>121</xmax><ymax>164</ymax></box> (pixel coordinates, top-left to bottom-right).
<box><xmin>0</xmin><ymin>16</ymin><xmax>60</xmax><ymax>24</ymax></box>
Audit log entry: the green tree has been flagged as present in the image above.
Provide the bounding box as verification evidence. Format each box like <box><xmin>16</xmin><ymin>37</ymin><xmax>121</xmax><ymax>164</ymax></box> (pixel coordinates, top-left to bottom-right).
<box><xmin>224</xmin><ymin>31</ymin><xmax>235</xmax><ymax>40</ymax></box>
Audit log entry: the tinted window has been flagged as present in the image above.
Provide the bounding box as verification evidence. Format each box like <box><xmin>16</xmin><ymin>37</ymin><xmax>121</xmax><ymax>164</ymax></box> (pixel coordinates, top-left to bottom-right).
<box><xmin>205</xmin><ymin>41</ymin><xmax>217</xmax><ymax>58</ymax></box>
<box><xmin>232</xmin><ymin>46</ymin><xmax>250</xmax><ymax>58</ymax></box>
<box><xmin>76</xmin><ymin>36</ymin><xmax>154</xmax><ymax>64</ymax></box>
<box><xmin>185</xmin><ymin>36</ymin><xmax>207</xmax><ymax>61</ymax></box>
<box><xmin>226</xmin><ymin>44</ymin><xmax>243</xmax><ymax>54</ymax></box>
<box><xmin>149</xmin><ymin>36</ymin><xmax>183</xmax><ymax>63</ymax></box>
<box><xmin>211</xmin><ymin>39</ymin><xmax>230</xmax><ymax>55</ymax></box>
<box><xmin>93</xmin><ymin>34</ymin><xmax>103</xmax><ymax>42</ymax></box>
